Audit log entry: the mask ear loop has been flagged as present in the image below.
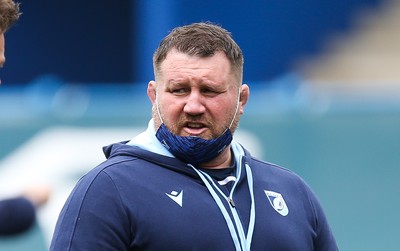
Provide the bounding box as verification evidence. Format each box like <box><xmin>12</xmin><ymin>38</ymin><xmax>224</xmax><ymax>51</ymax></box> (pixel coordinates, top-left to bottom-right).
<box><xmin>227</xmin><ymin>87</ymin><xmax>241</xmax><ymax>130</ymax></box>
<box><xmin>155</xmin><ymin>88</ymin><xmax>165</xmax><ymax>124</ymax></box>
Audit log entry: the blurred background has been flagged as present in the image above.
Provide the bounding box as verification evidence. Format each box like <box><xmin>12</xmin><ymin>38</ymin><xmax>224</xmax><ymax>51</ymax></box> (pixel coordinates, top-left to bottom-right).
<box><xmin>0</xmin><ymin>0</ymin><xmax>399</xmax><ymax>250</ymax></box>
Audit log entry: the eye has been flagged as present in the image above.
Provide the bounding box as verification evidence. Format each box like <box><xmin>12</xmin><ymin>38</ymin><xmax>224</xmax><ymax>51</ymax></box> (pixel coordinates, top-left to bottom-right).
<box><xmin>201</xmin><ymin>88</ymin><xmax>221</xmax><ymax>97</ymax></box>
<box><xmin>171</xmin><ymin>88</ymin><xmax>189</xmax><ymax>95</ymax></box>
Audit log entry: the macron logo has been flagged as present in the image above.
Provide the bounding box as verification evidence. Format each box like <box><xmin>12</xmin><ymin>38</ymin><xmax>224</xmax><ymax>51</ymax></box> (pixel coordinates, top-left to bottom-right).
<box><xmin>166</xmin><ymin>190</ymin><xmax>183</xmax><ymax>207</ymax></box>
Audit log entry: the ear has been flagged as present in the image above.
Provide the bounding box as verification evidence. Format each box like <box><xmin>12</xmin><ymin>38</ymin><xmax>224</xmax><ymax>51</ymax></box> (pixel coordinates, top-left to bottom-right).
<box><xmin>239</xmin><ymin>84</ymin><xmax>250</xmax><ymax>115</ymax></box>
<box><xmin>147</xmin><ymin>81</ymin><xmax>157</xmax><ymax>105</ymax></box>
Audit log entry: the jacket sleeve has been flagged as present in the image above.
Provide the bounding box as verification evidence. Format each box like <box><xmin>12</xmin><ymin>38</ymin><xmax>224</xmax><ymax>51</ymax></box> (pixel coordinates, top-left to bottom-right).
<box><xmin>305</xmin><ymin>184</ymin><xmax>339</xmax><ymax>251</ymax></box>
<box><xmin>50</xmin><ymin>169</ymin><xmax>132</xmax><ymax>251</ymax></box>
<box><xmin>0</xmin><ymin>196</ymin><xmax>36</xmax><ymax>235</ymax></box>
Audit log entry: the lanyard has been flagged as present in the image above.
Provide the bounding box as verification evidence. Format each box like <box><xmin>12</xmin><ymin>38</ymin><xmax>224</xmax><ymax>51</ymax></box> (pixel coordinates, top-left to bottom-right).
<box><xmin>189</xmin><ymin>159</ymin><xmax>255</xmax><ymax>251</ymax></box>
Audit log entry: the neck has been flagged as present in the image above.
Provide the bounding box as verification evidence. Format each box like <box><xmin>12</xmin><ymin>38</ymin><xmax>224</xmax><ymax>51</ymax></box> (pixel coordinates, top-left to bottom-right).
<box><xmin>197</xmin><ymin>146</ymin><xmax>232</xmax><ymax>169</ymax></box>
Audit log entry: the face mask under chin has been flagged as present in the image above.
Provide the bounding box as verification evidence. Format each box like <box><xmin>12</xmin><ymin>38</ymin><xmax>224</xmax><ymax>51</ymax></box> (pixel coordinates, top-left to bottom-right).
<box><xmin>155</xmin><ymin>123</ymin><xmax>233</xmax><ymax>165</ymax></box>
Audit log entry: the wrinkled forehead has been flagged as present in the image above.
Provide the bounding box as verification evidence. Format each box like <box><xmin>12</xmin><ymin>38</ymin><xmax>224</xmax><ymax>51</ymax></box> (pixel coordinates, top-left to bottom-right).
<box><xmin>156</xmin><ymin>49</ymin><xmax>241</xmax><ymax>84</ymax></box>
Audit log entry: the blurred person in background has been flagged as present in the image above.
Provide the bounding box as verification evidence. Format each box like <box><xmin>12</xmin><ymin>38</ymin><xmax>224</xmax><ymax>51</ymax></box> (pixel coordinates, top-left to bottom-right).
<box><xmin>0</xmin><ymin>186</ymin><xmax>50</xmax><ymax>235</ymax></box>
<box><xmin>51</xmin><ymin>22</ymin><xmax>338</xmax><ymax>250</ymax></box>
<box><xmin>0</xmin><ymin>0</ymin><xmax>51</xmax><ymax>236</ymax></box>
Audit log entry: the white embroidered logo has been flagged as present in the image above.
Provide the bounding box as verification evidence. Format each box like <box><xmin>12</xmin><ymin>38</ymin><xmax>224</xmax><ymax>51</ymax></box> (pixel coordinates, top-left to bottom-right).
<box><xmin>264</xmin><ymin>190</ymin><xmax>289</xmax><ymax>216</ymax></box>
<box><xmin>166</xmin><ymin>190</ymin><xmax>183</xmax><ymax>207</ymax></box>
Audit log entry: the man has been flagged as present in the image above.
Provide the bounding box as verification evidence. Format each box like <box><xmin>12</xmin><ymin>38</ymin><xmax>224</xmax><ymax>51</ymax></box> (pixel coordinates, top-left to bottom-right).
<box><xmin>0</xmin><ymin>0</ymin><xmax>20</xmax><ymax>81</ymax></box>
<box><xmin>0</xmin><ymin>0</ymin><xmax>51</xmax><ymax>236</ymax></box>
<box><xmin>0</xmin><ymin>0</ymin><xmax>34</xmax><ymax>236</ymax></box>
<box><xmin>51</xmin><ymin>22</ymin><xmax>338</xmax><ymax>250</ymax></box>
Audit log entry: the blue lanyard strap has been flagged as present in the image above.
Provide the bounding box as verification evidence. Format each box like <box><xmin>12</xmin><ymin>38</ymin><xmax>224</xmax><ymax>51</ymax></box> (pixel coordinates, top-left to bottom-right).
<box><xmin>189</xmin><ymin>159</ymin><xmax>255</xmax><ymax>251</ymax></box>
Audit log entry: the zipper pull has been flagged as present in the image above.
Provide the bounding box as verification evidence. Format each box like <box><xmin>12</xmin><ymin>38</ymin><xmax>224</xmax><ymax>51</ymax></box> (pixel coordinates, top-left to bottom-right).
<box><xmin>228</xmin><ymin>198</ymin><xmax>236</xmax><ymax>207</ymax></box>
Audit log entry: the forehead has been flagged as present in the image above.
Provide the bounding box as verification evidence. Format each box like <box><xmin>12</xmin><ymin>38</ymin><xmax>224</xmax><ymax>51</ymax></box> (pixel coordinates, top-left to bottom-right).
<box><xmin>159</xmin><ymin>50</ymin><xmax>233</xmax><ymax>80</ymax></box>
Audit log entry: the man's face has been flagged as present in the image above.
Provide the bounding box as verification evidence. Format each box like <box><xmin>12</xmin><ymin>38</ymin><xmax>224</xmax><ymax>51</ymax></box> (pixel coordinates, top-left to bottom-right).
<box><xmin>148</xmin><ymin>49</ymin><xmax>249</xmax><ymax>139</ymax></box>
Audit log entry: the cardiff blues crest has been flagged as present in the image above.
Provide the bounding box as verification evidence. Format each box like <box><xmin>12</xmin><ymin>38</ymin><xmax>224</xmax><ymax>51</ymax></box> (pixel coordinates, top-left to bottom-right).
<box><xmin>264</xmin><ymin>190</ymin><xmax>289</xmax><ymax>216</ymax></box>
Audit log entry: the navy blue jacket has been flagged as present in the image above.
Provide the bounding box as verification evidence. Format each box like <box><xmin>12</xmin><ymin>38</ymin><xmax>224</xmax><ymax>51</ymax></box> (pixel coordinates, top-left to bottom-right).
<box><xmin>50</xmin><ymin>142</ymin><xmax>338</xmax><ymax>250</ymax></box>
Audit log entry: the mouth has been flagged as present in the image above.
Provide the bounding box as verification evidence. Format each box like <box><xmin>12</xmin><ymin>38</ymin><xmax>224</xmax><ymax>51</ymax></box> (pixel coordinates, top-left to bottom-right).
<box><xmin>183</xmin><ymin>122</ymin><xmax>208</xmax><ymax>136</ymax></box>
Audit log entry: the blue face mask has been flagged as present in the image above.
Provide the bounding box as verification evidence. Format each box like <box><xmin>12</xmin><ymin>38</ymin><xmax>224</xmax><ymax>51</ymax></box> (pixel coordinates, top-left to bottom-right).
<box><xmin>154</xmin><ymin>89</ymin><xmax>240</xmax><ymax>165</ymax></box>
<box><xmin>156</xmin><ymin>123</ymin><xmax>233</xmax><ymax>165</ymax></box>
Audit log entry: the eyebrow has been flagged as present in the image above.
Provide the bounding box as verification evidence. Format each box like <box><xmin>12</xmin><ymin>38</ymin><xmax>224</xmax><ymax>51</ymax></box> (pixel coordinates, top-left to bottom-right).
<box><xmin>165</xmin><ymin>79</ymin><xmax>189</xmax><ymax>87</ymax></box>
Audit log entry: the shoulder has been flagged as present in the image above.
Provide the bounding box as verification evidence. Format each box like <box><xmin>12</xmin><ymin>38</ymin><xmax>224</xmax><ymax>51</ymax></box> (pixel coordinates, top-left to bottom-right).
<box><xmin>63</xmin><ymin>155</ymin><xmax>140</xmax><ymax>207</ymax></box>
<box><xmin>247</xmin><ymin>156</ymin><xmax>321</xmax><ymax>209</ymax></box>
<box><xmin>248</xmin><ymin>157</ymin><xmax>304</xmax><ymax>183</ymax></box>
<box><xmin>86</xmin><ymin>154</ymin><xmax>139</xmax><ymax>179</ymax></box>
<box><xmin>240</xmin><ymin>145</ymin><xmax>302</xmax><ymax>183</ymax></box>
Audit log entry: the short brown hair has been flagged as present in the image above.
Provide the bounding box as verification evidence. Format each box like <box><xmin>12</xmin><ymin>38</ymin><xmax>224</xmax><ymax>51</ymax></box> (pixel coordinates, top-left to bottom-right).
<box><xmin>0</xmin><ymin>0</ymin><xmax>21</xmax><ymax>32</ymax></box>
<box><xmin>153</xmin><ymin>22</ymin><xmax>244</xmax><ymax>83</ymax></box>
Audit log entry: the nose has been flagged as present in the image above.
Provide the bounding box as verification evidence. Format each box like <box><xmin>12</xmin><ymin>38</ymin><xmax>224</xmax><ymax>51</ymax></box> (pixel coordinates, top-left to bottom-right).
<box><xmin>183</xmin><ymin>91</ymin><xmax>206</xmax><ymax>116</ymax></box>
